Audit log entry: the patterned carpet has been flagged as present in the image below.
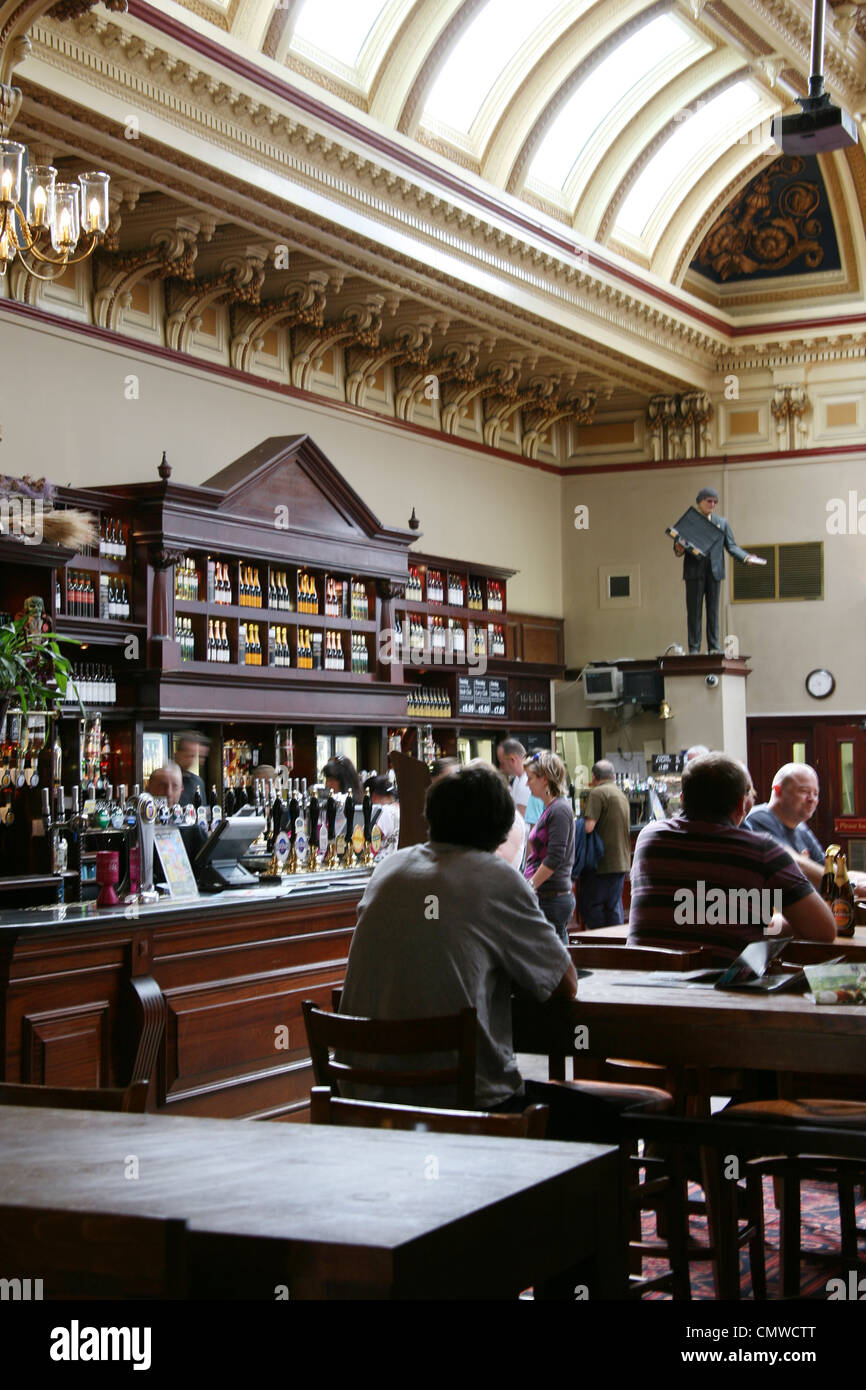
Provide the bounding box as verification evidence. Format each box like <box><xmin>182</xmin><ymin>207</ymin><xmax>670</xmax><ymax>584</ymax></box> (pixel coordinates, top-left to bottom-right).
<box><xmin>640</xmin><ymin>1175</ymin><xmax>866</xmax><ymax>1299</ymax></box>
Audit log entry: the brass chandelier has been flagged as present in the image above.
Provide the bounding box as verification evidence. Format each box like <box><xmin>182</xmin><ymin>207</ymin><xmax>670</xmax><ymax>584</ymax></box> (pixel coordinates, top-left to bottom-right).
<box><xmin>0</xmin><ymin>149</ymin><xmax>109</xmax><ymax>278</ymax></box>
<box><xmin>0</xmin><ymin>0</ymin><xmax>126</xmax><ymax>279</ymax></box>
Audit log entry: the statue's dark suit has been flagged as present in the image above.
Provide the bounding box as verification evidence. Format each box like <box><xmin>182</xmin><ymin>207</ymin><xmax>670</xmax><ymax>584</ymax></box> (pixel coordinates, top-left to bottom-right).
<box><xmin>680</xmin><ymin>514</ymin><xmax>749</xmax><ymax>653</ymax></box>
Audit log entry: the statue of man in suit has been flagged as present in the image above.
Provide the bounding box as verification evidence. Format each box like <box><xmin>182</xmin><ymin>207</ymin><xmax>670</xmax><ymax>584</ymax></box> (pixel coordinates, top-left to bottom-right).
<box><xmin>674</xmin><ymin>487</ymin><xmax>761</xmax><ymax>654</ymax></box>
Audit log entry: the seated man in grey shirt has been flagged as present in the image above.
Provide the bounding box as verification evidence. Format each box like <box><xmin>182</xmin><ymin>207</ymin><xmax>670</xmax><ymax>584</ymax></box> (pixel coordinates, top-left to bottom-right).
<box><xmin>340</xmin><ymin>761</ymin><xmax>576</xmax><ymax>1111</ymax></box>
<box><xmin>744</xmin><ymin>762</ymin><xmax>824</xmax><ymax>889</ymax></box>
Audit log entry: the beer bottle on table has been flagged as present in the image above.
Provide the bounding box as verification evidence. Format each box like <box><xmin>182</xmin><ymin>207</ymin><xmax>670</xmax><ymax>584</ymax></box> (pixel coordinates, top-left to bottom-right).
<box><xmin>820</xmin><ymin>848</ymin><xmax>838</xmax><ymax>902</ymax></box>
<box><xmin>832</xmin><ymin>854</ymin><xmax>856</xmax><ymax>938</ymax></box>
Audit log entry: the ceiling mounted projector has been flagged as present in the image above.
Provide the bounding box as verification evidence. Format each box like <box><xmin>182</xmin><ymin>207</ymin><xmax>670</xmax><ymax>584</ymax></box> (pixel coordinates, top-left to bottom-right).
<box><xmin>771</xmin><ymin>0</ymin><xmax>859</xmax><ymax>154</ymax></box>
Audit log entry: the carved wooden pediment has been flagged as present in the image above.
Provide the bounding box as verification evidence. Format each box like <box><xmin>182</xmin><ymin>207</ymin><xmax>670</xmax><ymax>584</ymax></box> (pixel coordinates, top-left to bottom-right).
<box><xmin>201</xmin><ymin>434</ymin><xmax>411</xmax><ymax>544</ymax></box>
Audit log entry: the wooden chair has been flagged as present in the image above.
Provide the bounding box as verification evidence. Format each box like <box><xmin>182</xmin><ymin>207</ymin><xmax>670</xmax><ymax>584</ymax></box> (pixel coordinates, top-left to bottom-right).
<box><xmin>302</xmin><ymin>1000</ymin><xmax>478</xmax><ymax>1108</ymax></box>
<box><xmin>725</xmin><ymin>1097</ymin><xmax>866</xmax><ymax>1297</ymax></box>
<box><xmin>0</xmin><ymin>1080</ymin><xmax>149</xmax><ymax>1112</ymax></box>
<box><xmin>621</xmin><ymin>1110</ymin><xmax>866</xmax><ymax>1299</ymax></box>
<box><xmin>0</xmin><ymin>1204</ymin><xmax>188</xmax><ymax>1299</ymax></box>
<box><xmin>310</xmin><ymin>1085</ymin><xmax>549</xmax><ymax>1137</ymax></box>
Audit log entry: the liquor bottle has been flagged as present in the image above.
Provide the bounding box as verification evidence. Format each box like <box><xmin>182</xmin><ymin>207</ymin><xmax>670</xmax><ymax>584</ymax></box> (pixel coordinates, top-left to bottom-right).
<box><xmin>253</xmin><ymin>569</ymin><xmax>261</xmax><ymax>607</ymax></box>
<box><xmin>832</xmin><ymin>854</ymin><xmax>856</xmax><ymax>937</ymax></box>
<box><xmin>207</xmin><ymin>619</ymin><xmax>214</xmax><ymax>662</ymax></box>
<box><xmin>220</xmin><ymin>620</ymin><xmax>229</xmax><ymax>663</ymax></box>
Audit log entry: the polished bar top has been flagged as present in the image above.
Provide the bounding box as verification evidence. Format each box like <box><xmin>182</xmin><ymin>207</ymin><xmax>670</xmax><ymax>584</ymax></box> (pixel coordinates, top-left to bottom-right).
<box><xmin>0</xmin><ymin>866</ymin><xmax>372</xmax><ymax>936</ymax></box>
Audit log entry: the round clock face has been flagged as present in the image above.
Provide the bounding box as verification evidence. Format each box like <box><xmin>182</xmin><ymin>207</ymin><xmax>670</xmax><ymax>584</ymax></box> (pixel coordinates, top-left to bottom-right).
<box><xmin>806</xmin><ymin>668</ymin><xmax>835</xmax><ymax>699</ymax></box>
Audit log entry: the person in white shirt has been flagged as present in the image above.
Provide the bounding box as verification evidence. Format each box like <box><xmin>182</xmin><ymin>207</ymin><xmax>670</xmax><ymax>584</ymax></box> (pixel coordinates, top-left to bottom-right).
<box><xmin>496</xmin><ymin>738</ymin><xmax>530</xmax><ymax>819</ymax></box>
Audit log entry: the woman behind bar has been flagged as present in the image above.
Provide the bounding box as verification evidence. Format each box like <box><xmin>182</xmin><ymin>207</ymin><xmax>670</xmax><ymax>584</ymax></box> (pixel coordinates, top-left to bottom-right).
<box><xmin>523</xmin><ymin>750</ymin><xmax>576</xmax><ymax>944</ymax></box>
<box><xmin>322</xmin><ymin>755</ymin><xmax>363</xmax><ymax>801</ymax></box>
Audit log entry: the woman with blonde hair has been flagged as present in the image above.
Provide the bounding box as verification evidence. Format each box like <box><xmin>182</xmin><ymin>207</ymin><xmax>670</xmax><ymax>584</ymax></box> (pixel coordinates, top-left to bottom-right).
<box><xmin>522</xmin><ymin>749</ymin><xmax>576</xmax><ymax>943</ymax></box>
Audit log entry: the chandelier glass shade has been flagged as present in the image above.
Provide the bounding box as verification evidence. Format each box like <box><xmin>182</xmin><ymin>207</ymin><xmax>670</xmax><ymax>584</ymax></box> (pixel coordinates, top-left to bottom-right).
<box><xmin>0</xmin><ymin>140</ymin><xmax>109</xmax><ymax>278</ymax></box>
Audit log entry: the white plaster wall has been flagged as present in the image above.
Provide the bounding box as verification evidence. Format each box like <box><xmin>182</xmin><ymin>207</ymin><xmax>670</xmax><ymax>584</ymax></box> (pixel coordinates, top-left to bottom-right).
<box><xmin>561</xmin><ymin>457</ymin><xmax>866</xmax><ymax>719</ymax></box>
<box><xmin>0</xmin><ymin>314</ymin><xmax>562</xmax><ymax>617</ymax></box>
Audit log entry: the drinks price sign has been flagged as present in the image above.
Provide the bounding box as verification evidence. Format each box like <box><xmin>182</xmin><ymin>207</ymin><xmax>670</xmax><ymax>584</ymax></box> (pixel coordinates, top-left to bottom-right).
<box><xmin>457</xmin><ymin>677</ymin><xmax>508</xmax><ymax>718</ymax></box>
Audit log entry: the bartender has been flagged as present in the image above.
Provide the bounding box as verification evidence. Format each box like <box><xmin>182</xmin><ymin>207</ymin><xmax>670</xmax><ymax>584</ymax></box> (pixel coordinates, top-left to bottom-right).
<box><xmin>176</xmin><ymin>732</ymin><xmax>209</xmax><ymax>807</ymax></box>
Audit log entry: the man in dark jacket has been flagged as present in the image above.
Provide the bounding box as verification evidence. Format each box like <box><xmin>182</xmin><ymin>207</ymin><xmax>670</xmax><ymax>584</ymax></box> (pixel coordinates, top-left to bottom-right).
<box><xmin>675</xmin><ymin>487</ymin><xmax>761</xmax><ymax>654</ymax></box>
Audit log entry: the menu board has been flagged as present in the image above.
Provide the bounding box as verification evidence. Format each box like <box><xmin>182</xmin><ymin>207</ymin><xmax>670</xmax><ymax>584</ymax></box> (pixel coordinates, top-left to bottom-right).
<box><xmin>154</xmin><ymin>828</ymin><xmax>199</xmax><ymax>898</ymax></box>
<box><xmin>651</xmin><ymin>753</ymin><xmax>684</xmax><ymax>774</ymax></box>
<box><xmin>457</xmin><ymin>677</ymin><xmax>508</xmax><ymax>718</ymax></box>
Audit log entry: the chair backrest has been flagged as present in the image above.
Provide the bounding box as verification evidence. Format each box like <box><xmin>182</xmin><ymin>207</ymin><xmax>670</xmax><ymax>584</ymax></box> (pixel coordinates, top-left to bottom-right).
<box><xmin>302</xmin><ymin>1001</ymin><xmax>477</xmax><ymax>1108</ymax></box>
<box><xmin>0</xmin><ymin>1080</ymin><xmax>149</xmax><ymax>1112</ymax></box>
<box><xmin>569</xmin><ymin>943</ymin><xmax>713</xmax><ymax>971</ymax></box>
<box><xmin>0</xmin><ymin>1204</ymin><xmax>187</xmax><ymax>1299</ymax></box>
<box><xmin>310</xmin><ymin>1086</ymin><xmax>548</xmax><ymax>1138</ymax></box>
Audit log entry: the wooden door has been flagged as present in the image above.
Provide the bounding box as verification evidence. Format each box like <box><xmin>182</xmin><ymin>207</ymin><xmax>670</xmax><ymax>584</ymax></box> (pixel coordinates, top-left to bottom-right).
<box><xmin>822</xmin><ymin>723</ymin><xmax>866</xmax><ymax>871</ymax></box>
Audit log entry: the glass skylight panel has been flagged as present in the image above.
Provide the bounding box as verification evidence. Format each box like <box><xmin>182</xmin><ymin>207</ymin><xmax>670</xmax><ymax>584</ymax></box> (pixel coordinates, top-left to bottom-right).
<box><xmin>528</xmin><ymin>15</ymin><xmax>698</xmax><ymax>190</ymax></box>
<box><xmin>291</xmin><ymin>0</ymin><xmax>390</xmax><ymax>69</ymax></box>
<box><xmin>423</xmin><ymin>0</ymin><xmax>564</xmax><ymax>134</ymax></box>
<box><xmin>616</xmin><ymin>81</ymin><xmax>764</xmax><ymax>238</ymax></box>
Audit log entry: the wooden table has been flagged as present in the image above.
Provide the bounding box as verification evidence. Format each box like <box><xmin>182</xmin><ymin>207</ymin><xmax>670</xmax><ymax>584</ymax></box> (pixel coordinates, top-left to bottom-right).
<box><xmin>0</xmin><ymin>1106</ymin><xmax>622</xmax><ymax>1300</ymax></box>
<box><xmin>572</xmin><ymin>923</ymin><xmax>866</xmax><ymax>959</ymax></box>
<box><xmin>514</xmin><ymin>969</ymin><xmax>866</xmax><ymax>1077</ymax></box>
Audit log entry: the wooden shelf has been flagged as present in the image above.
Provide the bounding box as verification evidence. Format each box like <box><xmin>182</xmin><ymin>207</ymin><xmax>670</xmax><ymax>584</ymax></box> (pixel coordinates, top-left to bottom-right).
<box><xmin>399</xmin><ymin>600</ymin><xmax>505</xmax><ymax>623</ymax></box>
<box><xmin>175</xmin><ymin>600</ymin><xmax>376</xmax><ymax>631</ymax></box>
<box><xmin>171</xmin><ymin>660</ymin><xmax>377</xmax><ymax>683</ymax></box>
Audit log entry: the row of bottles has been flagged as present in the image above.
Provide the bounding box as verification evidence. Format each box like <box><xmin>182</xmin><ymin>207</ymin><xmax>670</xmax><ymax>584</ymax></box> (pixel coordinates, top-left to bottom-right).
<box><xmin>64</xmin><ymin>571</ymin><xmax>95</xmax><ymax>618</ymax></box>
<box><xmin>820</xmin><ymin>846</ymin><xmax>856</xmax><ymax>936</ymax></box>
<box><xmin>176</xmin><ymin>616</ymin><xmax>195</xmax><ymax>662</ymax></box>
<box><xmin>350</xmin><ymin>580</ymin><xmax>368</xmax><ymax>622</ymax></box>
<box><xmin>99</xmin><ymin>575</ymin><xmax>131</xmax><ymax>621</ymax></box>
<box><xmin>297</xmin><ymin>571</ymin><xmax>319</xmax><ymax>614</ymax></box>
<box><xmin>207</xmin><ymin>619</ymin><xmax>231</xmax><ymax>663</ymax></box>
<box><xmin>407</xmin><ymin>566</ymin><xmax>423</xmax><ymax>601</ymax></box>
<box><xmin>486</xmin><ymin>580</ymin><xmax>504</xmax><ymax>612</ymax></box>
<box><xmin>407</xmin><ymin>687</ymin><xmax>452</xmax><ymax>718</ymax></box>
<box><xmin>269</xmin><ymin>627</ymin><xmax>292</xmax><ymax>668</ymax></box>
<box><xmin>208</xmin><ymin>560</ymin><xmax>234</xmax><ymax>606</ymax></box>
<box><xmin>268</xmin><ymin>571</ymin><xmax>293</xmax><ymax>611</ymax></box>
<box><xmin>239</xmin><ymin>567</ymin><xmax>263</xmax><ymax>607</ymax></box>
<box><xmin>175</xmin><ymin>557</ymin><xmax>200</xmax><ymax>601</ymax></box>
<box><xmin>447</xmin><ymin>575</ymin><xmax>464</xmax><ymax>606</ymax></box>
<box><xmin>240</xmin><ymin>623</ymin><xmax>262</xmax><ymax>665</ymax></box>
<box><xmin>350</xmin><ymin>633</ymin><xmax>370</xmax><ymax>674</ymax></box>
<box><xmin>425</xmin><ymin>569</ymin><xmax>445</xmax><ymax>605</ymax></box>
<box><xmin>296</xmin><ymin>629</ymin><xmax>318</xmax><ymax>669</ymax></box>
<box><xmin>98</xmin><ymin>517</ymin><xmax>127</xmax><ymax>560</ymax></box>
<box><xmin>69</xmin><ymin>664</ymin><xmax>117</xmax><ymax>705</ymax></box>
<box><xmin>466</xmin><ymin>578</ymin><xmax>486</xmax><ymax>611</ymax></box>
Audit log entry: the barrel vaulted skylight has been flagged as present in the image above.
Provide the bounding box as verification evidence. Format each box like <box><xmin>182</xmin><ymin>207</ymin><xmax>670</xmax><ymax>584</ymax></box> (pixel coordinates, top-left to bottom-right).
<box><xmin>527</xmin><ymin>14</ymin><xmax>709</xmax><ymax>196</ymax></box>
<box><xmin>615</xmin><ymin>80</ymin><xmax>773</xmax><ymax>250</ymax></box>
<box><xmin>166</xmin><ymin>0</ymin><xmax>835</xmax><ymax>290</ymax></box>
<box><xmin>422</xmin><ymin>0</ymin><xmax>566</xmax><ymax>135</ymax></box>
<box><xmin>291</xmin><ymin>0</ymin><xmax>393</xmax><ymax>71</ymax></box>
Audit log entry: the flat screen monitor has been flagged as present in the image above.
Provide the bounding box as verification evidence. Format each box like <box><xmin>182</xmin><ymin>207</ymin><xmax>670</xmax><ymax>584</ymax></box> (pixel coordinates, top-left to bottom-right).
<box><xmin>193</xmin><ymin>814</ymin><xmax>266</xmax><ymax>889</ymax></box>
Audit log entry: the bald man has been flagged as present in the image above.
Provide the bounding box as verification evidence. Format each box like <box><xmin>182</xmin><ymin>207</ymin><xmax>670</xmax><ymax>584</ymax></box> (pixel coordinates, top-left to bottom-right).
<box><xmin>147</xmin><ymin>763</ymin><xmax>182</xmax><ymax>806</ymax></box>
<box><xmin>744</xmin><ymin>763</ymin><xmax>824</xmax><ymax>888</ymax></box>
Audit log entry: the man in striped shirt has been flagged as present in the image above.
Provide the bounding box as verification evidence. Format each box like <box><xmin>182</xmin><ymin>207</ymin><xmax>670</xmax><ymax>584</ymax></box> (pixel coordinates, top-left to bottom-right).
<box><xmin>628</xmin><ymin>753</ymin><xmax>835</xmax><ymax>957</ymax></box>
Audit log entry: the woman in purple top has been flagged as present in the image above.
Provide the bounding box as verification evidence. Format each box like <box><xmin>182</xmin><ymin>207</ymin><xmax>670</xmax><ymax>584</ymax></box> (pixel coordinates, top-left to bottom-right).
<box><xmin>523</xmin><ymin>750</ymin><xmax>576</xmax><ymax>944</ymax></box>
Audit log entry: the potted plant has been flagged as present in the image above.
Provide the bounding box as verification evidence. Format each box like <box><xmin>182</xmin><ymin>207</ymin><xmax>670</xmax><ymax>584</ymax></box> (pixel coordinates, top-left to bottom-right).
<box><xmin>0</xmin><ymin>610</ymin><xmax>80</xmax><ymax>740</ymax></box>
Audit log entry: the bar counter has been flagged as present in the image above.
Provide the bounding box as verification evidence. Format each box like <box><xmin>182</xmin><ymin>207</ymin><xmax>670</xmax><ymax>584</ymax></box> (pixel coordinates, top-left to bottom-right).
<box><xmin>0</xmin><ymin>869</ymin><xmax>371</xmax><ymax>1120</ymax></box>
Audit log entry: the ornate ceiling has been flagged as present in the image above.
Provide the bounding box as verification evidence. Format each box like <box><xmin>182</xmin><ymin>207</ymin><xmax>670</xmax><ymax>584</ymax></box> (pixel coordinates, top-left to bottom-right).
<box><xmin>4</xmin><ymin>0</ymin><xmax>866</xmax><ymax>455</ymax></box>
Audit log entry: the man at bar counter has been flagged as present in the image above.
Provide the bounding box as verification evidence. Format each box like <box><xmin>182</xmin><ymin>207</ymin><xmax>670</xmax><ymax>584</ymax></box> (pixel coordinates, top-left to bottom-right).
<box><xmin>629</xmin><ymin>753</ymin><xmax>836</xmax><ymax>956</ymax></box>
<box><xmin>175</xmin><ymin>732</ymin><xmax>208</xmax><ymax>808</ymax></box>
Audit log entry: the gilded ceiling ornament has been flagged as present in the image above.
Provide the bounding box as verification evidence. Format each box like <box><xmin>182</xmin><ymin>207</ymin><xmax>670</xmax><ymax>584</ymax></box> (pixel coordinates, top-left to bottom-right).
<box><xmin>694</xmin><ymin>156</ymin><xmax>825</xmax><ymax>281</ymax></box>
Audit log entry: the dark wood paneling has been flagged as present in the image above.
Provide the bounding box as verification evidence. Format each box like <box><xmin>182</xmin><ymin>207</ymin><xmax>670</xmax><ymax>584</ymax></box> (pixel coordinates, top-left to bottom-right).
<box><xmin>1</xmin><ymin>889</ymin><xmax>363</xmax><ymax>1118</ymax></box>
